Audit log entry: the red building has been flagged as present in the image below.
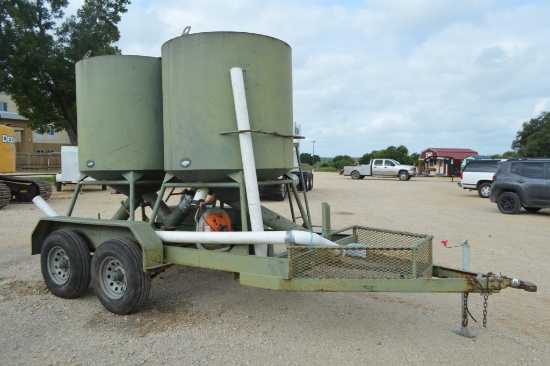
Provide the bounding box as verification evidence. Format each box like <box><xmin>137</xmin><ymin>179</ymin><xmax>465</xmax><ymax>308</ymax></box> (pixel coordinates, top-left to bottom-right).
<box><xmin>419</xmin><ymin>148</ymin><xmax>478</xmax><ymax>176</ymax></box>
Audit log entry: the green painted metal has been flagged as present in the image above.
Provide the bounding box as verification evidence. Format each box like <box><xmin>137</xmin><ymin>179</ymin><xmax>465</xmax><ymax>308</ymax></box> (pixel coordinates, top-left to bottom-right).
<box><xmin>76</xmin><ymin>55</ymin><xmax>165</xmax><ymax>196</ymax></box>
<box><xmin>31</xmin><ymin>217</ymin><xmax>166</xmax><ymax>271</ymax></box>
<box><xmin>238</xmin><ymin>271</ymin><xmax>511</xmax><ymax>293</ymax></box>
<box><xmin>163</xmin><ymin>246</ymin><xmax>289</xmax><ymax>279</ymax></box>
<box><xmin>322</xmin><ymin>202</ymin><xmax>331</xmax><ymax>239</ymax></box>
<box><xmin>161</xmin><ymin>32</ymin><xmax>294</xmax><ymax>182</ymax></box>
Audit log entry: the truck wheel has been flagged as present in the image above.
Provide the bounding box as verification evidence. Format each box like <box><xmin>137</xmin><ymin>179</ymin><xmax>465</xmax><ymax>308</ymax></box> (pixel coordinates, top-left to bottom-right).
<box><xmin>273</xmin><ymin>185</ymin><xmax>287</xmax><ymax>201</ymax></box>
<box><xmin>478</xmin><ymin>183</ymin><xmax>491</xmax><ymax>198</ymax></box>
<box><xmin>0</xmin><ymin>183</ymin><xmax>10</xmax><ymax>209</ymax></box>
<box><xmin>56</xmin><ymin>182</ymin><xmax>62</xmax><ymax>192</ymax></box>
<box><xmin>91</xmin><ymin>238</ymin><xmax>151</xmax><ymax>314</ymax></box>
<box><xmin>351</xmin><ymin>170</ymin><xmax>361</xmax><ymax>180</ymax></box>
<box><xmin>307</xmin><ymin>173</ymin><xmax>313</xmax><ymax>191</ymax></box>
<box><xmin>497</xmin><ymin>192</ymin><xmax>522</xmax><ymax>214</ymax></box>
<box><xmin>101</xmin><ymin>185</ymin><xmax>107</xmax><ymax>191</ymax></box>
<box><xmin>398</xmin><ymin>171</ymin><xmax>409</xmax><ymax>181</ymax></box>
<box><xmin>41</xmin><ymin>230</ymin><xmax>91</xmax><ymax>299</ymax></box>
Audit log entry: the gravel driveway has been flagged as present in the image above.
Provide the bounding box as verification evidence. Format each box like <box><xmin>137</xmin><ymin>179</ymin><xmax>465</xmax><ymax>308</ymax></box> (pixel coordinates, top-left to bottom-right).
<box><xmin>0</xmin><ymin>172</ymin><xmax>547</xmax><ymax>365</ymax></box>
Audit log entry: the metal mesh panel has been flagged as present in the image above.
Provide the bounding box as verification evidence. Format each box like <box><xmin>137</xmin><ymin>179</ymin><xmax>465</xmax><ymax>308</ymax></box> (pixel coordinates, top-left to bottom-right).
<box><xmin>288</xmin><ymin>227</ymin><xmax>432</xmax><ymax>279</ymax></box>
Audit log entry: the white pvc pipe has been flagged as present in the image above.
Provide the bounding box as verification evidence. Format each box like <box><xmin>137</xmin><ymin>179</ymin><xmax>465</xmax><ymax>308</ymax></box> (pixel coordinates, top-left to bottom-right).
<box><xmin>32</xmin><ymin>196</ymin><xmax>60</xmax><ymax>217</ymax></box>
<box><xmin>32</xmin><ymin>197</ymin><xmax>340</xmax><ymax>247</ymax></box>
<box><xmin>230</xmin><ymin>67</ymin><xmax>267</xmax><ymax>257</ymax></box>
<box><xmin>156</xmin><ymin>230</ymin><xmax>339</xmax><ymax>247</ymax></box>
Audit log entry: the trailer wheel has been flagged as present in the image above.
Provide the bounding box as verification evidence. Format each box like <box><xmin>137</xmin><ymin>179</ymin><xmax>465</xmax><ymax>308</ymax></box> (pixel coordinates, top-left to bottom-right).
<box><xmin>91</xmin><ymin>238</ymin><xmax>151</xmax><ymax>315</ymax></box>
<box><xmin>398</xmin><ymin>171</ymin><xmax>409</xmax><ymax>181</ymax></box>
<box><xmin>56</xmin><ymin>182</ymin><xmax>62</xmax><ymax>192</ymax></box>
<box><xmin>41</xmin><ymin>230</ymin><xmax>91</xmax><ymax>299</ymax></box>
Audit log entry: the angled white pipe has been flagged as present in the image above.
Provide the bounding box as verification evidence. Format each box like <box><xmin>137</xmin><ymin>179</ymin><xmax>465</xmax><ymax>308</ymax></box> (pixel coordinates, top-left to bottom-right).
<box><xmin>156</xmin><ymin>230</ymin><xmax>339</xmax><ymax>247</ymax></box>
<box><xmin>32</xmin><ymin>197</ymin><xmax>339</xmax><ymax>247</ymax></box>
<box><xmin>33</xmin><ymin>196</ymin><xmax>60</xmax><ymax>217</ymax></box>
<box><xmin>230</xmin><ymin>67</ymin><xmax>267</xmax><ymax>256</ymax></box>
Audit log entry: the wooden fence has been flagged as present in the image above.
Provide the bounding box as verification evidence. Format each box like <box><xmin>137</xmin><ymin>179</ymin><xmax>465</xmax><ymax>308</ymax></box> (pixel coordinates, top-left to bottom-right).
<box><xmin>16</xmin><ymin>153</ymin><xmax>61</xmax><ymax>170</ymax></box>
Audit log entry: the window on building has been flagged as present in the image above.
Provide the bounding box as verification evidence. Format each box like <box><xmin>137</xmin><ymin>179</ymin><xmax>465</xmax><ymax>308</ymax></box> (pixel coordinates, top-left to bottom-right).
<box><xmin>36</xmin><ymin>149</ymin><xmax>45</xmax><ymax>153</ymax></box>
<box><xmin>46</xmin><ymin>126</ymin><xmax>55</xmax><ymax>139</ymax></box>
<box><xmin>47</xmin><ymin>149</ymin><xmax>56</xmax><ymax>153</ymax></box>
<box><xmin>0</xmin><ymin>102</ymin><xmax>7</xmax><ymax>111</ymax></box>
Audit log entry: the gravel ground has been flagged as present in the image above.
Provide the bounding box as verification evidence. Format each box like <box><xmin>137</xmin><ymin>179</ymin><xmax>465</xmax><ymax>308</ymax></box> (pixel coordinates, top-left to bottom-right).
<box><xmin>0</xmin><ymin>172</ymin><xmax>548</xmax><ymax>365</ymax></box>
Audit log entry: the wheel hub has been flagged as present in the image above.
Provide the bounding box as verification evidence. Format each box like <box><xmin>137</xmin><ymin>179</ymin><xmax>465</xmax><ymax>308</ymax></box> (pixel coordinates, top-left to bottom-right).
<box><xmin>99</xmin><ymin>257</ymin><xmax>127</xmax><ymax>299</ymax></box>
<box><xmin>47</xmin><ymin>247</ymin><xmax>70</xmax><ymax>285</ymax></box>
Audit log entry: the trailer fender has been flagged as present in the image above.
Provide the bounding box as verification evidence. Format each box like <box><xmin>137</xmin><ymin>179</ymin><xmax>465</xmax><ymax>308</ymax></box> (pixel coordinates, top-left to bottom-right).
<box><xmin>31</xmin><ymin>217</ymin><xmax>167</xmax><ymax>272</ymax></box>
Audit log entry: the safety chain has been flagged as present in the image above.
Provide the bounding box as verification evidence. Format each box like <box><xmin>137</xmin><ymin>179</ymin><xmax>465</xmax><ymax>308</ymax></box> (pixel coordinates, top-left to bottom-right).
<box><xmin>468</xmin><ymin>275</ymin><xmax>493</xmax><ymax>328</ymax></box>
<box><xmin>482</xmin><ymin>293</ymin><xmax>489</xmax><ymax>327</ymax></box>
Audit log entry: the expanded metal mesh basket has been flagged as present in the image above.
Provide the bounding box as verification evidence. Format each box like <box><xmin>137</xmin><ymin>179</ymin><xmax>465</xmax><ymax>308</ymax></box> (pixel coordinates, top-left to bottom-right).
<box><xmin>288</xmin><ymin>226</ymin><xmax>433</xmax><ymax>280</ymax></box>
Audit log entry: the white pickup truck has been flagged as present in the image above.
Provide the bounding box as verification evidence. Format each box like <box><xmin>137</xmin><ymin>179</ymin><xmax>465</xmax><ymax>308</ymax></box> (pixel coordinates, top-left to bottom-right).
<box><xmin>341</xmin><ymin>159</ymin><xmax>417</xmax><ymax>181</ymax></box>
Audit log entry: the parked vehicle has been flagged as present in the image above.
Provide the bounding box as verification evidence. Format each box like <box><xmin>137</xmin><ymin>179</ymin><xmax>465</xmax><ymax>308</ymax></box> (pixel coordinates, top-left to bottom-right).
<box><xmin>489</xmin><ymin>158</ymin><xmax>550</xmax><ymax>214</ymax></box>
<box><xmin>458</xmin><ymin>159</ymin><xmax>505</xmax><ymax>198</ymax></box>
<box><xmin>341</xmin><ymin>159</ymin><xmax>417</xmax><ymax>181</ymax></box>
<box><xmin>1</xmin><ymin>125</ymin><xmax>52</xmax><ymax>209</ymax></box>
<box><xmin>55</xmin><ymin>146</ymin><xmax>106</xmax><ymax>191</ymax></box>
<box><xmin>259</xmin><ymin>124</ymin><xmax>313</xmax><ymax>201</ymax></box>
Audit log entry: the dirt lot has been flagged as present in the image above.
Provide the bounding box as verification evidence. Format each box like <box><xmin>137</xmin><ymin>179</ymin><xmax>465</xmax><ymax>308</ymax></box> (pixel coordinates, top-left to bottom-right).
<box><xmin>0</xmin><ymin>172</ymin><xmax>548</xmax><ymax>365</ymax></box>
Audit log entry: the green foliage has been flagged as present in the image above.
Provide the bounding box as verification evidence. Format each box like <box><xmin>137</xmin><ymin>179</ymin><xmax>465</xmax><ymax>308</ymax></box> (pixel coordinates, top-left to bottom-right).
<box><xmin>300</xmin><ymin>152</ymin><xmax>320</xmax><ymax>164</ymax></box>
<box><xmin>501</xmin><ymin>151</ymin><xmax>518</xmax><ymax>158</ymax></box>
<box><xmin>0</xmin><ymin>0</ymin><xmax>130</xmax><ymax>145</ymax></box>
<box><xmin>358</xmin><ymin>145</ymin><xmax>416</xmax><ymax>164</ymax></box>
<box><xmin>330</xmin><ymin>154</ymin><xmax>356</xmax><ymax>170</ymax></box>
<box><xmin>511</xmin><ymin>112</ymin><xmax>550</xmax><ymax>157</ymax></box>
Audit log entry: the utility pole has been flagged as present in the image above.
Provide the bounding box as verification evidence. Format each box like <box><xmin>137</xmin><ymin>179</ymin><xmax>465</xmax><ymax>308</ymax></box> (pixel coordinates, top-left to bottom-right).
<box><xmin>312</xmin><ymin>140</ymin><xmax>316</xmax><ymax>168</ymax></box>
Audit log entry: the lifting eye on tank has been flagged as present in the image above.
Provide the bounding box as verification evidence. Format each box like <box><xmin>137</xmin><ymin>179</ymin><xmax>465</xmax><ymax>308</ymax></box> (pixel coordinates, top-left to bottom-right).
<box><xmin>86</xmin><ymin>160</ymin><xmax>95</xmax><ymax>168</ymax></box>
<box><xmin>180</xmin><ymin>159</ymin><xmax>191</xmax><ymax>168</ymax></box>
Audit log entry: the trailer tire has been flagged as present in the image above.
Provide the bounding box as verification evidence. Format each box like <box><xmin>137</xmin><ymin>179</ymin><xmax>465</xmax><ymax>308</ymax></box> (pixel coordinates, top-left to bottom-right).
<box><xmin>41</xmin><ymin>230</ymin><xmax>91</xmax><ymax>299</ymax></box>
<box><xmin>91</xmin><ymin>238</ymin><xmax>151</xmax><ymax>315</ymax></box>
<box><xmin>56</xmin><ymin>182</ymin><xmax>62</xmax><ymax>192</ymax></box>
<box><xmin>351</xmin><ymin>170</ymin><xmax>361</xmax><ymax>180</ymax></box>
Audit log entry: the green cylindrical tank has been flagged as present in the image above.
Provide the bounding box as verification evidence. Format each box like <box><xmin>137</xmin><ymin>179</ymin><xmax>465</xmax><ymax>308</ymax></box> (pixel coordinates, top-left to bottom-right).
<box><xmin>76</xmin><ymin>55</ymin><xmax>164</xmax><ymax>195</ymax></box>
<box><xmin>162</xmin><ymin>32</ymin><xmax>294</xmax><ymax>182</ymax></box>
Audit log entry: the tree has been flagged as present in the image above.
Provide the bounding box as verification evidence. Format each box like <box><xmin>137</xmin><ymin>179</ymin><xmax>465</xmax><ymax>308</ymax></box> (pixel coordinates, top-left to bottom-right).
<box><xmin>300</xmin><ymin>153</ymin><xmax>320</xmax><ymax>165</ymax></box>
<box><xmin>331</xmin><ymin>154</ymin><xmax>355</xmax><ymax>170</ymax></box>
<box><xmin>0</xmin><ymin>0</ymin><xmax>130</xmax><ymax>145</ymax></box>
<box><xmin>511</xmin><ymin>112</ymin><xmax>550</xmax><ymax>157</ymax></box>
<box><xmin>358</xmin><ymin>145</ymin><xmax>417</xmax><ymax>165</ymax></box>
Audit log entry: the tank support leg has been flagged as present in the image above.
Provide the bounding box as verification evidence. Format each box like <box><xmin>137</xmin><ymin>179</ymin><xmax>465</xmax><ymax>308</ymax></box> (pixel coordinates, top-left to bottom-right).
<box><xmin>452</xmin><ymin>240</ymin><xmax>476</xmax><ymax>338</ymax></box>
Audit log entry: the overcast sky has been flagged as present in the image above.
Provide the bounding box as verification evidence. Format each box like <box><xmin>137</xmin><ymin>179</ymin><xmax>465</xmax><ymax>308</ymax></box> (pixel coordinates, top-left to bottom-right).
<box><xmin>71</xmin><ymin>0</ymin><xmax>550</xmax><ymax>158</ymax></box>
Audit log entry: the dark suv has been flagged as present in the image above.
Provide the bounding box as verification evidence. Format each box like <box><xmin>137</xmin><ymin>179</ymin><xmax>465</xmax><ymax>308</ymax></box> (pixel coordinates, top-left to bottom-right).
<box><xmin>489</xmin><ymin>158</ymin><xmax>550</xmax><ymax>214</ymax></box>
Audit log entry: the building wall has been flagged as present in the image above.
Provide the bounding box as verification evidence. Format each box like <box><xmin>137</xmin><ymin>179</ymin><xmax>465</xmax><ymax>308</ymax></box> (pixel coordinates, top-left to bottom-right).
<box><xmin>0</xmin><ymin>92</ymin><xmax>71</xmax><ymax>153</ymax></box>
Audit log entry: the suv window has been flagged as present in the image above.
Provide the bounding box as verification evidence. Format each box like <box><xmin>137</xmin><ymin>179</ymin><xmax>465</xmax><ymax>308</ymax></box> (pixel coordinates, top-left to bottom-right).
<box><xmin>463</xmin><ymin>159</ymin><xmax>501</xmax><ymax>173</ymax></box>
<box><xmin>510</xmin><ymin>162</ymin><xmax>545</xmax><ymax>178</ymax></box>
